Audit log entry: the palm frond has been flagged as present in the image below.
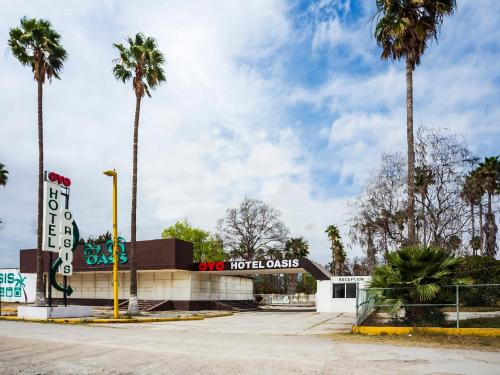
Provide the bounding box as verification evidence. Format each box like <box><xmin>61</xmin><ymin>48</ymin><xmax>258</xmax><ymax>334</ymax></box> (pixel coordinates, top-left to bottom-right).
<box><xmin>112</xmin><ymin>32</ymin><xmax>166</xmax><ymax>97</ymax></box>
<box><xmin>8</xmin><ymin>17</ymin><xmax>67</xmax><ymax>82</ymax></box>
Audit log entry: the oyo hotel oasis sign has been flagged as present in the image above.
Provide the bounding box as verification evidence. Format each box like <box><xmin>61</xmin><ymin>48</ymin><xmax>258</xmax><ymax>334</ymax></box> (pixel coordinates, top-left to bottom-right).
<box><xmin>197</xmin><ymin>259</ymin><xmax>300</xmax><ymax>272</ymax></box>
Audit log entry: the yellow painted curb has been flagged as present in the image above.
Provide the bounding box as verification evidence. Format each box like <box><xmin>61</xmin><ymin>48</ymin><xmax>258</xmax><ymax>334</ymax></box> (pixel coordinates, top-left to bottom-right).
<box><xmin>352</xmin><ymin>325</ymin><xmax>500</xmax><ymax>337</ymax></box>
<box><xmin>0</xmin><ymin>308</ymin><xmax>17</xmax><ymax>312</ymax></box>
<box><xmin>0</xmin><ymin>311</ymin><xmax>233</xmax><ymax>325</ymax></box>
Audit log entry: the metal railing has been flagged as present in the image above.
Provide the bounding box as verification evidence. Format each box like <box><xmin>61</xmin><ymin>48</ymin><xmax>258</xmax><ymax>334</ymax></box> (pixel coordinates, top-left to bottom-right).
<box><xmin>356</xmin><ymin>284</ymin><xmax>500</xmax><ymax>328</ymax></box>
<box><xmin>256</xmin><ymin>293</ymin><xmax>316</xmax><ymax>306</ymax></box>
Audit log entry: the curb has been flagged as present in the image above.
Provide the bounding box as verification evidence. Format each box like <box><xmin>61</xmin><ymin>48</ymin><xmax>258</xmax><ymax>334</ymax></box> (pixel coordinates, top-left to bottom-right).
<box><xmin>352</xmin><ymin>325</ymin><xmax>500</xmax><ymax>337</ymax></box>
<box><xmin>0</xmin><ymin>311</ymin><xmax>233</xmax><ymax>325</ymax></box>
<box><xmin>0</xmin><ymin>308</ymin><xmax>17</xmax><ymax>313</ymax></box>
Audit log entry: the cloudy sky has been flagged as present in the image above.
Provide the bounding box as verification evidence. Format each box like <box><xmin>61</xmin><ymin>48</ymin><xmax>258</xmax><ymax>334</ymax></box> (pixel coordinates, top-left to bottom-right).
<box><xmin>0</xmin><ymin>0</ymin><xmax>499</xmax><ymax>268</ymax></box>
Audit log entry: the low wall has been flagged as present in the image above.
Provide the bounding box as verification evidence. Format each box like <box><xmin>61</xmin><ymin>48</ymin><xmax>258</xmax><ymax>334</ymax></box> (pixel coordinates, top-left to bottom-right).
<box><xmin>46</xmin><ymin>270</ymin><xmax>253</xmax><ymax>302</ymax></box>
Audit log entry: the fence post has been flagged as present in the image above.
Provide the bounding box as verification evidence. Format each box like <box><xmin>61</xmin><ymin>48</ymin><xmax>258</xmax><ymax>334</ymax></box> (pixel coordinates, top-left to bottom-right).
<box><xmin>355</xmin><ymin>284</ymin><xmax>359</xmax><ymax>326</ymax></box>
<box><xmin>456</xmin><ymin>285</ymin><xmax>459</xmax><ymax>329</ymax></box>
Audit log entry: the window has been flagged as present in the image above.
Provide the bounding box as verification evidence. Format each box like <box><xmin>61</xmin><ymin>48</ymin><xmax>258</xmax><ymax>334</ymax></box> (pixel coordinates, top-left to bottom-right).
<box><xmin>333</xmin><ymin>284</ymin><xmax>345</xmax><ymax>298</ymax></box>
<box><xmin>332</xmin><ymin>283</ymin><xmax>358</xmax><ymax>299</ymax></box>
<box><xmin>346</xmin><ymin>283</ymin><xmax>357</xmax><ymax>298</ymax></box>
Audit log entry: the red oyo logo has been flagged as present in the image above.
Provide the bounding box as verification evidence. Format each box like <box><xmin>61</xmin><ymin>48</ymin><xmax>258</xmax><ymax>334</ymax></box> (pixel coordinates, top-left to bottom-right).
<box><xmin>48</xmin><ymin>172</ymin><xmax>71</xmax><ymax>187</ymax></box>
<box><xmin>198</xmin><ymin>262</ymin><xmax>225</xmax><ymax>271</ymax></box>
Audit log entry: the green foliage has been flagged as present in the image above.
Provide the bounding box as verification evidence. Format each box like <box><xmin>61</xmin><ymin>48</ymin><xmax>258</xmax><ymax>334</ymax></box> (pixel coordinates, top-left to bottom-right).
<box><xmin>161</xmin><ymin>220</ymin><xmax>225</xmax><ymax>262</ymax></box>
<box><xmin>371</xmin><ymin>246</ymin><xmax>465</xmax><ymax>305</ymax></box>
<box><xmin>476</xmin><ymin>156</ymin><xmax>500</xmax><ymax>196</ymax></box>
<box><xmin>373</xmin><ymin>0</ymin><xmax>456</xmax><ymax>69</ymax></box>
<box><xmin>113</xmin><ymin>33</ymin><xmax>166</xmax><ymax>98</ymax></box>
<box><xmin>80</xmin><ymin>231</ymin><xmax>113</xmax><ymax>245</ymax></box>
<box><xmin>458</xmin><ymin>256</ymin><xmax>500</xmax><ymax>284</ymax></box>
<box><xmin>296</xmin><ymin>273</ymin><xmax>317</xmax><ymax>294</ymax></box>
<box><xmin>325</xmin><ymin>225</ymin><xmax>346</xmax><ymax>275</ymax></box>
<box><xmin>284</xmin><ymin>237</ymin><xmax>309</xmax><ymax>258</ymax></box>
<box><xmin>8</xmin><ymin>17</ymin><xmax>67</xmax><ymax>82</ymax></box>
<box><xmin>457</xmin><ymin>256</ymin><xmax>500</xmax><ymax>306</ymax></box>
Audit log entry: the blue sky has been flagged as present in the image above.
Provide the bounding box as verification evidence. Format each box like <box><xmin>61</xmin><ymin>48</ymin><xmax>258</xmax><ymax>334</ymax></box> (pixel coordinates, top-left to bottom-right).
<box><xmin>0</xmin><ymin>0</ymin><xmax>499</xmax><ymax>267</ymax></box>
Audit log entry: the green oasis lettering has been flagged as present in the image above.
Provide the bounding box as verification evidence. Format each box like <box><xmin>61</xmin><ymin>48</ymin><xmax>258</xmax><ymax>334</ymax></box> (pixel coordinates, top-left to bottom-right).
<box><xmin>0</xmin><ymin>273</ymin><xmax>15</xmax><ymax>284</ymax></box>
<box><xmin>86</xmin><ymin>255</ymin><xmax>98</xmax><ymax>265</ymax></box>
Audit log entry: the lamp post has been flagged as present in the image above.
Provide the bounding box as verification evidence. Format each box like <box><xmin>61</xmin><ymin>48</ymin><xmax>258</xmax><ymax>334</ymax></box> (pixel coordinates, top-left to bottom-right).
<box><xmin>103</xmin><ymin>169</ymin><xmax>119</xmax><ymax>319</ymax></box>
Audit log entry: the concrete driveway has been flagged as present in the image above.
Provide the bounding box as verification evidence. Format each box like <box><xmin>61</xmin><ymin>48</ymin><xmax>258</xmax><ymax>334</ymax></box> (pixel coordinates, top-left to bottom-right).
<box><xmin>0</xmin><ymin>311</ymin><xmax>498</xmax><ymax>374</ymax></box>
<box><xmin>141</xmin><ymin>310</ymin><xmax>354</xmax><ymax>336</ymax></box>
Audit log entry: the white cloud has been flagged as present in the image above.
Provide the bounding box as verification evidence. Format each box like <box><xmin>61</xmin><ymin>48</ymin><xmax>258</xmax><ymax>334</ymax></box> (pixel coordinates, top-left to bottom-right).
<box><xmin>0</xmin><ymin>0</ymin><xmax>344</xmax><ymax>267</ymax></box>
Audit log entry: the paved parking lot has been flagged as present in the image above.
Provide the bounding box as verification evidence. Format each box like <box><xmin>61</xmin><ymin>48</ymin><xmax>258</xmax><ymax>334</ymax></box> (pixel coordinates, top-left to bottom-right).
<box><xmin>0</xmin><ymin>311</ymin><xmax>498</xmax><ymax>374</ymax></box>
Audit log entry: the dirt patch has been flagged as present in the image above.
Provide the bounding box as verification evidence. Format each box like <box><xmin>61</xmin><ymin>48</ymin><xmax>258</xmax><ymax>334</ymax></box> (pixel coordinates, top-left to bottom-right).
<box><xmin>328</xmin><ymin>332</ymin><xmax>500</xmax><ymax>351</ymax></box>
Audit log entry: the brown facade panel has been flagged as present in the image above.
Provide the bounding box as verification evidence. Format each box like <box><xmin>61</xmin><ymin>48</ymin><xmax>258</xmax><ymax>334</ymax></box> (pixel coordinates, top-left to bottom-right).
<box><xmin>20</xmin><ymin>238</ymin><xmax>194</xmax><ymax>273</ymax></box>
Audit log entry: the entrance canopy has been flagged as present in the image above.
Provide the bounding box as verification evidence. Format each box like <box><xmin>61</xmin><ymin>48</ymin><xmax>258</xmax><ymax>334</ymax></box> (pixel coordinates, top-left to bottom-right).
<box><xmin>20</xmin><ymin>238</ymin><xmax>332</xmax><ymax>281</ymax></box>
<box><xmin>193</xmin><ymin>258</ymin><xmax>332</xmax><ymax>280</ymax></box>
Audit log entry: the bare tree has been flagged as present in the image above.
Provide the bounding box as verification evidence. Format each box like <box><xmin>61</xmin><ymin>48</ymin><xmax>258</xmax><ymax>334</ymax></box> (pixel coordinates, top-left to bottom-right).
<box><xmin>217</xmin><ymin>198</ymin><xmax>289</xmax><ymax>260</ymax></box>
<box><xmin>350</xmin><ymin>127</ymin><xmax>477</xmax><ymax>259</ymax></box>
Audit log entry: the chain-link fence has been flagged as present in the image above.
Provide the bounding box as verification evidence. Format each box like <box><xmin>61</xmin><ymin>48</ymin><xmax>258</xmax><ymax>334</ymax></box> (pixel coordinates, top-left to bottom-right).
<box><xmin>356</xmin><ymin>284</ymin><xmax>500</xmax><ymax>328</ymax></box>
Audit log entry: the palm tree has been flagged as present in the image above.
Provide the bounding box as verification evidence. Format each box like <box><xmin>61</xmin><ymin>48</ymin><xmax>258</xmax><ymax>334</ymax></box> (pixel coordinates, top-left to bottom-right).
<box><xmin>284</xmin><ymin>237</ymin><xmax>309</xmax><ymax>295</ymax></box>
<box><xmin>113</xmin><ymin>33</ymin><xmax>166</xmax><ymax>314</ymax></box>
<box><xmin>284</xmin><ymin>237</ymin><xmax>309</xmax><ymax>259</ymax></box>
<box><xmin>476</xmin><ymin>156</ymin><xmax>500</xmax><ymax>257</ymax></box>
<box><xmin>370</xmin><ymin>246</ymin><xmax>465</xmax><ymax>323</ymax></box>
<box><xmin>325</xmin><ymin>225</ymin><xmax>346</xmax><ymax>276</ymax></box>
<box><xmin>374</xmin><ymin>1</ymin><xmax>456</xmax><ymax>245</ymax></box>
<box><xmin>0</xmin><ymin>163</ymin><xmax>8</xmax><ymax>224</ymax></box>
<box><xmin>350</xmin><ymin>215</ymin><xmax>378</xmax><ymax>272</ymax></box>
<box><xmin>461</xmin><ymin>171</ymin><xmax>483</xmax><ymax>255</ymax></box>
<box><xmin>8</xmin><ymin>17</ymin><xmax>67</xmax><ymax>305</ymax></box>
<box><xmin>0</xmin><ymin>163</ymin><xmax>8</xmax><ymax>186</ymax></box>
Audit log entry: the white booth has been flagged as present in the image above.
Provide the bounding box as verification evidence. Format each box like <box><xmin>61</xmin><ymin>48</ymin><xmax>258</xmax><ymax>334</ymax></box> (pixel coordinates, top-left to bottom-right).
<box><xmin>316</xmin><ymin>276</ymin><xmax>371</xmax><ymax>313</ymax></box>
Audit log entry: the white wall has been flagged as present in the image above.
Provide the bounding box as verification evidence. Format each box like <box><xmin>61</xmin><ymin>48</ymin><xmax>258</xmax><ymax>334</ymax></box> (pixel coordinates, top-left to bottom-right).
<box><xmin>49</xmin><ymin>270</ymin><xmax>253</xmax><ymax>301</ymax></box>
<box><xmin>0</xmin><ymin>269</ymin><xmax>36</xmax><ymax>303</ymax></box>
<box><xmin>189</xmin><ymin>273</ymin><xmax>253</xmax><ymax>301</ymax></box>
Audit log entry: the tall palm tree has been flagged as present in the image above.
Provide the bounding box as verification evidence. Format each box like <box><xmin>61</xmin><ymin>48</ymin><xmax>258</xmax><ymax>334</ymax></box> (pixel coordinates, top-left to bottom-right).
<box><xmin>113</xmin><ymin>33</ymin><xmax>166</xmax><ymax>314</ymax></box>
<box><xmin>374</xmin><ymin>0</ymin><xmax>456</xmax><ymax>245</ymax></box>
<box><xmin>8</xmin><ymin>17</ymin><xmax>67</xmax><ymax>305</ymax></box>
<box><xmin>0</xmin><ymin>163</ymin><xmax>8</xmax><ymax>186</ymax></box>
<box><xmin>461</xmin><ymin>171</ymin><xmax>483</xmax><ymax>255</ymax></box>
<box><xmin>325</xmin><ymin>225</ymin><xmax>346</xmax><ymax>276</ymax></box>
<box><xmin>476</xmin><ymin>156</ymin><xmax>500</xmax><ymax>257</ymax></box>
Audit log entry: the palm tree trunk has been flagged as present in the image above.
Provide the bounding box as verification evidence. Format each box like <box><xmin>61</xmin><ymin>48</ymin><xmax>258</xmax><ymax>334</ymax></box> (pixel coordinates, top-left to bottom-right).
<box><xmin>485</xmin><ymin>192</ymin><xmax>495</xmax><ymax>257</ymax></box>
<box><xmin>422</xmin><ymin>193</ymin><xmax>427</xmax><ymax>246</ymax></box>
<box><xmin>471</xmin><ymin>202</ymin><xmax>475</xmax><ymax>256</ymax></box>
<box><xmin>35</xmin><ymin>78</ymin><xmax>45</xmax><ymax>306</ymax></box>
<box><xmin>128</xmin><ymin>94</ymin><xmax>141</xmax><ymax>315</ymax></box>
<box><xmin>406</xmin><ymin>60</ymin><xmax>416</xmax><ymax>245</ymax></box>
<box><xmin>367</xmin><ymin>227</ymin><xmax>376</xmax><ymax>272</ymax></box>
<box><xmin>479</xmin><ymin>200</ymin><xmax>483</xmax><ymax>255</ymax></box>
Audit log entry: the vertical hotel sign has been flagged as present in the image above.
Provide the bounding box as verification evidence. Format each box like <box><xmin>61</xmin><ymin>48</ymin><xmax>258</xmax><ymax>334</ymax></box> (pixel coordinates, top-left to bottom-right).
<box><xmin>42</xmin><ymin>181</ymin><xmax>62</xmax><ymax>251</ymax></box>
<box><xmin>42</xmin><ymin>172</ymin><xmax>74</xmax><ymax>276</ymax></box>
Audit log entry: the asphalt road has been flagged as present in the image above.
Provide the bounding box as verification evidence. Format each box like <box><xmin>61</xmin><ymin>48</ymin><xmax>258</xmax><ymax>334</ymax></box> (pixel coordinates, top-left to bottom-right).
<box><xmin>0</xmin><ymin>311</ymin><xmax>498</xmax><ymax>374</ymax></box>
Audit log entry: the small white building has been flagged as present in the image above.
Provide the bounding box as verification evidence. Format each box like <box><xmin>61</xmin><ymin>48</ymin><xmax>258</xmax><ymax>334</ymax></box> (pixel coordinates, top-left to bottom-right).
<box><xmin>316</xmin><ymin>276</ymin><xmax>371</xmax><ymax>313</ymax></box>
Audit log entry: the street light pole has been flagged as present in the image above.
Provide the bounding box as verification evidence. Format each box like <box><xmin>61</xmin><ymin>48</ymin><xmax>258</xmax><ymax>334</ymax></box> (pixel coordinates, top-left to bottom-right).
<box><xmin>103</xmin><ymin>169</ymin><xmax>119</xmax><ymax>319</ymax></box>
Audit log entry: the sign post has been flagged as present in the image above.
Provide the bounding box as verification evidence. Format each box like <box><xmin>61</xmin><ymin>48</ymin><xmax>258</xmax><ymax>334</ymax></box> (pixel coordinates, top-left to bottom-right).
<box><xmin>103</xmin><ymin>169</ymin><xmax>119</xmax><ymax>319</ymax></box>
